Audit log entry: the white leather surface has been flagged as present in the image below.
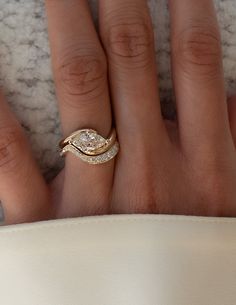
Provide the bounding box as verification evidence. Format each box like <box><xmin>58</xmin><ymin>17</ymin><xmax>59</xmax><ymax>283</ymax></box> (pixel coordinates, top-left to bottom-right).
<box><xmin>0</xmin><ymin>214</ymin><xmax>236</xmax><ymax>305</ymax></box>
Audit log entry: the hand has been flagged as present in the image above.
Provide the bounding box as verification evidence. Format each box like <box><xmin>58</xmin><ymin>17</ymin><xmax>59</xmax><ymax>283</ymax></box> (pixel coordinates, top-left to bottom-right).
<box><xmin>1</xmin><ymin>0</ymin><xmax>236</xmax><ymax>225</ymax></box>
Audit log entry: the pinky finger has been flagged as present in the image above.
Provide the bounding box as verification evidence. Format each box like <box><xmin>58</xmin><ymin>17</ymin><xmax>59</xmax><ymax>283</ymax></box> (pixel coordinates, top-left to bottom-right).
<box><xmin>0</xmin><ymin>93</ymin><xmax>51</xmax><ymax>225</ymax></box>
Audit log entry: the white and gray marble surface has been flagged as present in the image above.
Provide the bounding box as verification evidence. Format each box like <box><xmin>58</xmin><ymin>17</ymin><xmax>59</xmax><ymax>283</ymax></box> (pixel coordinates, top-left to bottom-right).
<box><xmin>0</xmin><ymin>0</ymin><xmax>235</xmax><ymax>181</ymax></box>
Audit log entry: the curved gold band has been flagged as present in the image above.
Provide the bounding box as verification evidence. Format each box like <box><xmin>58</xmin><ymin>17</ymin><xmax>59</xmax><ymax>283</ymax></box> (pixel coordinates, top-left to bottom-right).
<box><xmin>59</xmin><ymin>128</ymin><xmax>119</xmax><ymax>164</ymax></box>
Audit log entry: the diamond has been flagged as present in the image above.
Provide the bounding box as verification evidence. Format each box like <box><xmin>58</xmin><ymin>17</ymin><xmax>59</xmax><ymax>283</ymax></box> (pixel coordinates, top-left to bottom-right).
<box><xmin>61</xmin><ymin>140</ymin><xmax>119</xmax><ymax>164</ymax></box>
<box><xmin>72</xmin><ymin>130</ymin><xmax>106</xmax><ymax>154</ymax></box>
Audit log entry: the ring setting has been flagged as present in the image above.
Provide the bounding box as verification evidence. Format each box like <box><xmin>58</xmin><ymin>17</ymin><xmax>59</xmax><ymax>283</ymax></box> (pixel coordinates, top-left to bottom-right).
<box><xmin>59</xmin><ymin>128</ymin><xmax>119</xmax><ymax>164</ymax></box>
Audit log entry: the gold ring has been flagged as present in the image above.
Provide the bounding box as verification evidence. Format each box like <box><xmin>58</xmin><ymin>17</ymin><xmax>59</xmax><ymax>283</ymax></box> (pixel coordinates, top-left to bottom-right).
<box><xmin>59</xmin><ymin>128</ymin><xmax>119</xmax><ymax>164</ymax></box>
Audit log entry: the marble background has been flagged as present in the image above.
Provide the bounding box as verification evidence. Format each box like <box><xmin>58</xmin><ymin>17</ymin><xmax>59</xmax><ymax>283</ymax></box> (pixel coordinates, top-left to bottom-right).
<box><xmin>0</xmin><ymin>0</ymin><xmax>236</xmax><ymax>181</ymax></box>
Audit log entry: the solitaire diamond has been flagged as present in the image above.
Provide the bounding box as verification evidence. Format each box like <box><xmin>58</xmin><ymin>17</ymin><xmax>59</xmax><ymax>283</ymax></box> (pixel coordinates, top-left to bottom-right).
<box><xmin>60</xmin><ymin>128</ymin><xmax>119</xmax><ymax>164</ymax></box>
<box><xmin>72</xmin><ymin>130</ymin><xmax>106</xmax><ymax>154</ymax></box>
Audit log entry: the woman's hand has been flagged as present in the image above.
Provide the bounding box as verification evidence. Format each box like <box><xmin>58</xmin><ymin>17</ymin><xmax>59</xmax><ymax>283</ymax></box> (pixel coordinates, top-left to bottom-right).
<box><xmin>1</xmin><ymin>0</ymin><xmax>236</xmax><ymax>225</ymax></box>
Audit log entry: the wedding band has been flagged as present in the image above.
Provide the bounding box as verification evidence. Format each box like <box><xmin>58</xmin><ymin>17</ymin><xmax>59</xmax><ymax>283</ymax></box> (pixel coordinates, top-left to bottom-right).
<box><xmin>59</xmin><ymin>128</ymin><xmax>119</xmax><ymax>164</ymax></box>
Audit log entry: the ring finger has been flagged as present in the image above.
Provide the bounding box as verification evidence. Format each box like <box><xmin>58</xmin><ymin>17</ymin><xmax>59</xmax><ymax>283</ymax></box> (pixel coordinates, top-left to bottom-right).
<box><xmin>45</xmin><ymin>0</ymin><xmax>114</xmax><ymax>217</ymax></box>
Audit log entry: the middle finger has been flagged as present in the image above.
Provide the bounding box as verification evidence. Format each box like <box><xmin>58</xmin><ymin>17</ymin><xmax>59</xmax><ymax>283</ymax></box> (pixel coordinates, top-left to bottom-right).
<box><xmin>169</xmin><ymin>0</ymin><xmax>232</xmax><ymax>159</ymax></box>
<box><xmin>99</xmin><ymin>0</ymin><xmax>170</xmax><ymax>155</ymax></box>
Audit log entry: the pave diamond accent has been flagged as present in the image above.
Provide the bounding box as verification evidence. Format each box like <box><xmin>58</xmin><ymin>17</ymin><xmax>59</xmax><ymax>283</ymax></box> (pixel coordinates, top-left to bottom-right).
<box><xmin>61</xmin><ymin>142</ymin><xmax>119</xmax><ymax>164</ymax></box>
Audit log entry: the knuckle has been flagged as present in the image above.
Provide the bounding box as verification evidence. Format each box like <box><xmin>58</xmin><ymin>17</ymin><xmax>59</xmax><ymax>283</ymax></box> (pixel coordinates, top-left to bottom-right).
<box><xmin>0</xmin><ymin>126</ymin><xmax>25</xmax><ymax>173</ymax></box>
<box><xmin>56</xmin><ymin>50</ymin><xmax>107</xmax><ymax>106</ymax></box>
<box><xmin>190</xmin><ymin>155</ymin><xmax>233</xmax><ymax>213</ymax></box>
<box><xmin>107</xmin><ymin>19</ymin><xmax>153</xmax><ymax>69</ymax></box>
<box><xmin>174</xmin><ymin>23</ymin><xmax>222</xmax><ymax>79</ymax></box>
<box><xmin>201</xmin><ymin>172</ymin><xmax>230</xmax><ymax>211</ymax></box>
<box><xmin>131</xmin><ymin>188</ymin><xmax>157</xmax><ymax>213</ymax></box>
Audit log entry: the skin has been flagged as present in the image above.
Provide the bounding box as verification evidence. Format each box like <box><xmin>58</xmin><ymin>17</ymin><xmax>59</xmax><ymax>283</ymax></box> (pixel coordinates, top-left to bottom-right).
<box><xmin>1</xmin><ymin>0</ymin><xmax>236</xmax><ymax>225</ymax></box>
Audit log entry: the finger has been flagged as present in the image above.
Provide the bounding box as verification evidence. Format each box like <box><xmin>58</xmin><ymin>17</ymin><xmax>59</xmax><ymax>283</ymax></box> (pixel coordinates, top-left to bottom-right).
<box><xmin>99</xmin><ymin>0</ymin><xmax>169</xmax><ymax>153</ymax></box>
<box><xmin>45</xmin><ymin>0</ymin><xmax>114</xmax><ymax>217</ymax></box>
<box><xmin>227</xmin><ymin>95</ymin><xmax>236</xmax><ymax>147</ymax></box>
<box><xmin>0</xmin><ymin>93</ymin><xmax>50</xmax><ymax>225</ymax></box>
<box><xmin>169</xmin><ymin>0</ymin><xmax>231</xmax><ymax>156</ymax></box>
